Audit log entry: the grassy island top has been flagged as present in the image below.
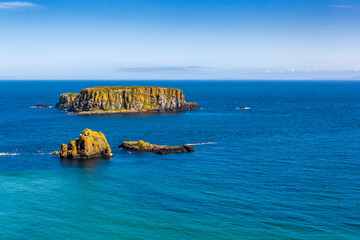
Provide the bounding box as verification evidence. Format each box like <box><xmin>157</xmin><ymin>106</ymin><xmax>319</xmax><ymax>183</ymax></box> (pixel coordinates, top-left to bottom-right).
<box><xmin>65</xmin><ymin>93</ymin><xmax>80</xmax><ymax>97</ymax></box>
<box><xmin>83</xmin><ymin>86</ymin><xmax>179</xmax><ymax>93</ymax></box>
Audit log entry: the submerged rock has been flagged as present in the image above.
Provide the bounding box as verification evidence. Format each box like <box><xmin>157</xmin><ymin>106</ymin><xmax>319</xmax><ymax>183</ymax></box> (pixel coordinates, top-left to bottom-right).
<box><xmin>55</xmin><ymin>86</ymin><xmax>199</xmax><ymax>115</ymax></box>
<box><xmin>60</xmin><ymin>129</ymin><xmax>113</xmax><ymax>159</ymax></box>
<box><xmin>118</xmin><ymin>140</ymin><xmax>195</xmax><ymax>155</ymax></box>
<box><xmin>50</xmin><ymin>151</ymin><xmax>60</xmax><ymax>155</ymax></box>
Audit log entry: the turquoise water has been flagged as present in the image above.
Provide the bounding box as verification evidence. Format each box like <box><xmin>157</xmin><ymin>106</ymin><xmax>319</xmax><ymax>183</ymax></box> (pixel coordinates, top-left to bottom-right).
<box><xmin>0</xmin><ymin>81</ymin><xmax>359</xmax><ymax>239</ymax></box>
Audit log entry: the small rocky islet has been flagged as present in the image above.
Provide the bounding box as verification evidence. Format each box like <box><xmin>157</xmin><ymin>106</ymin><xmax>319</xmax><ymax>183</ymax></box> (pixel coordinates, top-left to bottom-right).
<box><xmin>35</xmin><ymin>104</ymin><xmax>51</xmax><ymax>108</ymax></box>
<box><xmin>55</xmin><ymin>86</ymin><xmax>199</xmax><ymax>115</ymax></box>
<box><xmin>60</xmin><ymin>129</ymin><xmax>113</xmax><ymax>160</ymax></box>
<box><xmin>56</xmin><ymin>129</ymin><xmax>196</xmax><ymax>160</ymax></box>
<box><xmin>119</xmin><ymin>140</ymin><xmax>196</xmax><ymax>155</ymax></box>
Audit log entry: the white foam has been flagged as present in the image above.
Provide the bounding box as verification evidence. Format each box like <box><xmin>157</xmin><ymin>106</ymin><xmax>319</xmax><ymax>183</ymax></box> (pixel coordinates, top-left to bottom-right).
<box><xmin>0</xmin><ymin>153</ymin><xmax>20</xmax><ymax>156</ymax></box>
<box><xmin>186</xmin><ymin>142</ymin><xmax>217</xmax><ymax>146</ymax></box>
<box><xmin>30</xmin><ymin>106</ymin><xmax>53</xmax><ymax>108</ymax></box>
<box><xmin>236</xmin><ymin>107</ymin><xmax>251</xmax><ymax>110</ymax></box>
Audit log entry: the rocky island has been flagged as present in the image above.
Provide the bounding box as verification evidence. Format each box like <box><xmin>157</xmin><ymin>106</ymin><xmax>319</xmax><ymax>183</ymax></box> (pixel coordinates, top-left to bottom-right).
<box><xmin>60</xmin><ymin>129</ymin><xmax>113</xmax><ymax>159</ymax></box>
<box><xmin>119</xmin><ymin>140</ymin><xmax>195</xmax><ymax>155</ymax></box>
<box><xmin>55</xmin><ymin>86</ymin><xmax>199</xmax><ymax>115</ymax></box>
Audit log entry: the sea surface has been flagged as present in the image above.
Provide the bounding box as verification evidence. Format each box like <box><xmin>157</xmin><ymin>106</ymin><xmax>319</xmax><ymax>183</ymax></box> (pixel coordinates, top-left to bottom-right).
<box><xmin>0</xmin><ymin>80</ymin><xmax>359</xmax><ymax>240</ymax></box>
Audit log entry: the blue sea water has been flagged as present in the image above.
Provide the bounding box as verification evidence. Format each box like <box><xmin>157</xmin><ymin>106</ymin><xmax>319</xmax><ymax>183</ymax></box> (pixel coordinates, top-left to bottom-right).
<box><xmin>0</xmin><ymin>80</ymin><xmax>359</xmax><ymax>240</ymax></box>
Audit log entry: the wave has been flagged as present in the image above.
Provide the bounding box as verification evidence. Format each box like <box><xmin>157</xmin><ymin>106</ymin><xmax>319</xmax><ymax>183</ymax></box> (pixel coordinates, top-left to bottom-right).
<box><xmin>186</xmin><ymin>142</ymin><xmax>217</xmax><ymax>146</ymax></box>
<box><xmin>0</xmin><ymin>153</ymin><xmax>20</xmax><ymax>156</ymax></box>
<box><xmin>34</xmin><ymin>150</ymin><xmax>46</xmax><ymax>155</ymax></box>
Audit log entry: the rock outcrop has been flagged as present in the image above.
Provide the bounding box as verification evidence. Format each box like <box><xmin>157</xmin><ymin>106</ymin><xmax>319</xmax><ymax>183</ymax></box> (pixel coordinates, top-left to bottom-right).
<box><xmin>35</xmin><ymin>104</ymin><xmax>51</xmax><ymax>108</ymax></box>
<box><xmin>55</xmin><ymin>86</ymin><xmax>199</xmax><ymax>114</ymax></box>
<box><xmin>56</xmin><ymin>93</ymin><xmax>80</xmax><ymax>110</ymax></box>
<box><xmin>60</xmin><ymin>129</ymin><xmax>113</xmax><ymax>159</ymax></box>
<box><xmin>118</xmin><ymin>140</ymin><xmax>196</xmax><ymax>155</ymax></box>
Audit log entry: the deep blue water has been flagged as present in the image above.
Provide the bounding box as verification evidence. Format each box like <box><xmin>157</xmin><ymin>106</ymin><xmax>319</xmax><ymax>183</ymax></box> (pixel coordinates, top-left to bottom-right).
<box><xmin>0</xmin><ymin>80</ymin><xmax>359</xmax><ymax>240</ymax></box>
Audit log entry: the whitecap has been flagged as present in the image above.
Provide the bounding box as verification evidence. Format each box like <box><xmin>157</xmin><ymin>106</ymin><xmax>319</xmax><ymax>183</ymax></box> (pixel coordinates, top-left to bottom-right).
<box><xmin>186</xmin><ymin>142</ymin><xmax>217</xmax><ymax>146</ymax></box>
<box><xmin>0</xmin><ymin>153</ymin><xmax>20</xmax><ymax>156</ymax></box>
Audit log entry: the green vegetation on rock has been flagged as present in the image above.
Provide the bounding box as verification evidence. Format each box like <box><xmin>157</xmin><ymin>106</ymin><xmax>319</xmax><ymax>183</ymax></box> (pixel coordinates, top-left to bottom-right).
<box><xmin>55</xmin><ymin>86</ymin><xmax>199</xmax><ymax>114</ymax></box>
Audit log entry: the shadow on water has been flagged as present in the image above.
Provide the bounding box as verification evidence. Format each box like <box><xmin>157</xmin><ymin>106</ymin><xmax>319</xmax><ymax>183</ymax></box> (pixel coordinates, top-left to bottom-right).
<box><xmin>60</xmin><ymin>158</ymin><xmax>112</xmax><ymax>168</ymax></box>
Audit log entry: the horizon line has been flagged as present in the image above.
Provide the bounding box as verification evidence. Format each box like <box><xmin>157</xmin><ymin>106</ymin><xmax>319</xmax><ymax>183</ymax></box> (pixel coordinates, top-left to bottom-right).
<box><xmin>1</xmin><ymin>79</ymin><xmax>359</xmax><ymax>81</ymax></box>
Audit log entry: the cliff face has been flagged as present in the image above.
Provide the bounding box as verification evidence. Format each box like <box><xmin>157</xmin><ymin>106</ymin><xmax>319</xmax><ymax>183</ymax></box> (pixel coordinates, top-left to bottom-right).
<box><xmin>55</xmin><ymin>86</ymin><xmax>199</xmax><ymax>114</ymax></box>
<box><xmin>60</xmin><ymin>129</ymin><xmax>113</xmax><ymax>159</ymax></box>
<box><xmin>56</xmin><ymin>93</ymin><xmax>80</xmax><ymax>110</ymax></box>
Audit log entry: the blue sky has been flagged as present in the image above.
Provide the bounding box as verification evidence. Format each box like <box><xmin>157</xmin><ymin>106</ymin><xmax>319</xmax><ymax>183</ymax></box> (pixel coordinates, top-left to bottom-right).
<box><xmin>0</xmin><ymin>0</ymin><xmax>360</xmax><ymax>80</ymax></box>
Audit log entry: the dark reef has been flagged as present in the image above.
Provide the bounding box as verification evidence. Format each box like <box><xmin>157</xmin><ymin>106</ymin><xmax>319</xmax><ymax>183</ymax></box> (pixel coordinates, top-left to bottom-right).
<box><xmin>118</xmin><ymin>140</ymin><xmax>195</xmax><ymax>155</ymax></box>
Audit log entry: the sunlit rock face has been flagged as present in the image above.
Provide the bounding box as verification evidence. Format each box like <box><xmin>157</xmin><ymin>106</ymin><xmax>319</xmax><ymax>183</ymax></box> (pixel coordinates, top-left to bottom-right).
<box><xmin>60</xmin><ymin>129</ymin><xmax>113</xmax><ymax>159</ymax></box>
<box><xmin>55</xmin><ymin>86</ymin><xmax>199</xmax><ymax>114</ymax></box>
<box><xmin>118</xmin><ymin>140</ymin><xmax>196</xmax><ymax>155</ymax></box>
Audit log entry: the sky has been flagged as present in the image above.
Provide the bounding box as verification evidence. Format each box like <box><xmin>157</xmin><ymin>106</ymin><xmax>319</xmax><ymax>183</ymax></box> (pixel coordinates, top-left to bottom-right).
<box><xmin>0</xmin><ymin>0</ymin><xmax>360</xmax><ymax>80</ymax></box>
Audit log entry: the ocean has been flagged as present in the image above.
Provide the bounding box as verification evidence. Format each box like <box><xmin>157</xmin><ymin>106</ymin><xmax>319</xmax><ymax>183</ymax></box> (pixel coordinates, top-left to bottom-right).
<box><xmin>0</xmin><ymin>80</ymin><xmax>359</xmax><ymax>239</ymax></box>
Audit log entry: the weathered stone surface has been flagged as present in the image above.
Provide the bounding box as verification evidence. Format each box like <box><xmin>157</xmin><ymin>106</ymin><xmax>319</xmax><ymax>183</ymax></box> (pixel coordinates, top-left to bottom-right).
<box><xmin>55</xmin><ymin>93</ymin><xmax>80</xmax><ymax>110</ymax></box>
<box><xmin>55</xmin><ymin>86</ymin><xmax>199</xmax><ymax>114</ymax></box>
<box><xmin>118</xmin><ymin>140</ymin><xmax>195</xmax><ymax>155</ymax></box>
<box><xmin>60</xmin><ymin>129</ymin><xmax>113</xmax><ymax>159</ymax></box>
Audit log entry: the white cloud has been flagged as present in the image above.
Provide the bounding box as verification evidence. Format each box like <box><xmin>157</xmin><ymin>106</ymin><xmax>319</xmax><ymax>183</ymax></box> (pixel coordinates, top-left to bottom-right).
<box><xmin>118</xmin><ymin>66</ymin><xmax>205</xmax><ymax>73</ymax></box>
<box><xmin>0</xmin><ymin>2</ymin><xmax>37</xmax><ymax>9</ymax></box>
<box><xmin>331</xmin><ymin>5</ymin><xmax>357</xmax><ymax>9</ymax></box>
